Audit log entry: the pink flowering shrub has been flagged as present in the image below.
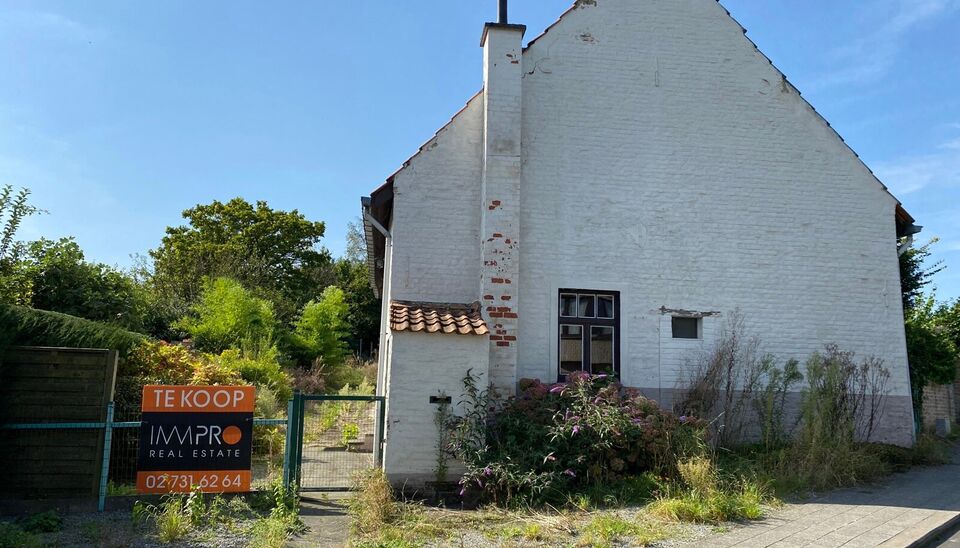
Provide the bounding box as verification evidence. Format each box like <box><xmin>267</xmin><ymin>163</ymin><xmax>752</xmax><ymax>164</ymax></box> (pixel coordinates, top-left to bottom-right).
<box><xmin>447</xmin><ymin>370</ymin><xmax>708</xmax><ymax>506</ymax></box>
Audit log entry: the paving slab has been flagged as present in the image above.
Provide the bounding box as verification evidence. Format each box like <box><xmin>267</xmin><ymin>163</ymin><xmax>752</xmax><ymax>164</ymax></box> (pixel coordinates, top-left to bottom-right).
<box><xmin>686</xmin><ymin>446</ymin><xmax>960</xmax><ymax>548</ymax></box>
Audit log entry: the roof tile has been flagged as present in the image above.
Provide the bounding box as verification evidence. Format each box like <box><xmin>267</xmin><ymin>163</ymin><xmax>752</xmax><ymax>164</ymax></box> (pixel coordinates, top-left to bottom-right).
<box><xmin>390</xmin><ymin>300</ymin><xmax>489</xmax><ymax>336</ymax></box>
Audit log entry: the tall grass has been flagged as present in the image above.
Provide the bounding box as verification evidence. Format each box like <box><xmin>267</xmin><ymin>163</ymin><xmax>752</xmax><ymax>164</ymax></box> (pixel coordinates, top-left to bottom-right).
<box><xmin>649</xmin><ymin>456</ymin><xmax>768</xmax><ymax>523</ymax></box>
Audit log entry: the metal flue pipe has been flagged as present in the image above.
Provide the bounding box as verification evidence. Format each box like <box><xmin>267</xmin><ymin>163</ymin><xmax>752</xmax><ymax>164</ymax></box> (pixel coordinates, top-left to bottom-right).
<box><xmin>499</xmin><ymin>0</ymin><xmax>508</xmax><ymax>24</ymax></box>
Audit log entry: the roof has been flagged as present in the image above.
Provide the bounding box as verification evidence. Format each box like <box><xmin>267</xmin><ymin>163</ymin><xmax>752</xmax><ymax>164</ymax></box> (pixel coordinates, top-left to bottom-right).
<box><xmin>390</xmin><ymin>300</ymin><xmax>489</xmax><ymax>336</ymax></box>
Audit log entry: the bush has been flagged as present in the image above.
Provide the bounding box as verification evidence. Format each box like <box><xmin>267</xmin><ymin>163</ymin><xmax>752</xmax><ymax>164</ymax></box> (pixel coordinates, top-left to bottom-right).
<box><xmin>288</xmin><ymin>362</ymin><xmax>327</xmax><ymax>394</ymax></box>
<box><xmin>448</xmin><ymin>371</ymin><xmax>708</xmax><ymax>506</ymax></box>
<box><xmin>215</xmin><ymin>347</ymin><xmax>292</xmax><ymax>405</ymax></box>
<box><xmin>174</xmin><ymin>277</ymin><xmax>277</xmax><ymax>353</ymax></box>
<box><xmin>291</xmin><ymin>286</ymin><xmax>349</xmax><ymax>366</ymax></box>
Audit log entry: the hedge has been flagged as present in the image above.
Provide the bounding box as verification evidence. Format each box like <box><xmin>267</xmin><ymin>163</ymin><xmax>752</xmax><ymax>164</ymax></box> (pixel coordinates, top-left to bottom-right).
<box><xmin>0</xmin><ymin>304</ymin><xmax>145</xmax><ymax>355</ymax></box>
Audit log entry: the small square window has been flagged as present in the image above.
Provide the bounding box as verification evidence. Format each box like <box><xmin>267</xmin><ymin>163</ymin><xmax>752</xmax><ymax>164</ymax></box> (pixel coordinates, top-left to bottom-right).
<box><xmin>672</xmin><ymin>317</ymin><xmax>700</xmax><ymax>339</ymax></box>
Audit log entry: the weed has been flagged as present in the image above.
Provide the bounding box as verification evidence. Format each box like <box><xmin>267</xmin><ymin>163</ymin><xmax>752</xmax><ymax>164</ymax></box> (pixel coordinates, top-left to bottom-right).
<box><xmin>342</xmin><ymin>422</ymin><xmax>361</xmax><ymax>446</ymax></box>
<box><xmin>0</xmin><ymin>522</ymin><xmax>40</xmax><ymax>548</ymax></box>
<box><xmin>18</xmin><ymin>509</ymin><xmax>62</xmax><ymax>533</ymax></box>
<box><xmin>156</xmin><ymin>496</ymin><xmax>192</xmax><ymax>542</ymax></box>
<box><xmin>107</xmin><ymin>481</ymin><xmax>138</xmax><ymax>496</ymax></box>
<box><xmin>249</xmin><ymin>512</ymin><xmax>304</xmax><ymax>548</ymax></box>
<box><xmin>649</xmin><ymin>456</ymin><xmax>770</xmax><ymax>523</ymax></box>
<box><xmin>580</xmin><ymin>514</ymin><xmax>670</xmax><ymax>547</ymax></box>
<box><xmin>350</xmin><ymin>468</ymin><xmax>397</xmax><ymax>534</ymax></box>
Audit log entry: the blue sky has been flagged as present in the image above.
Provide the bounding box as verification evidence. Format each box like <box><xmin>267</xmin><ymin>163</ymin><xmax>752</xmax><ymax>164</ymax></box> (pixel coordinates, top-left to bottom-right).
<box><xmin>1</xmin><ymin>0</ymin><xmax>958</xmax><ymax>301</ymax></box>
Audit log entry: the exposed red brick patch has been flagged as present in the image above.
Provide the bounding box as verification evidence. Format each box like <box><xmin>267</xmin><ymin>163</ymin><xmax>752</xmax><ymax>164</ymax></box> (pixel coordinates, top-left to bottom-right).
<box><xmin>496</xmin><ymin>341</ymin><xmax>510</xmax><ymax>347</ymax></box>
<box><xmin>496</xmin><ymin>306</ymin><xmax>511</xmax><ymax>312</ymax></box>
<box><xmin>491</xmin><ymin>277</ymin><xmax>505</xmax><ymax>284</ymax></box>
<box><xmin>501</xmin><ymin>295</ymin><xmax>512</xmax><ymax>301</ymax></box>
<box><xmin>504</xmin><ymin>336</ymin><xmax>517</xmax><ymax>341</ymax></box>
<box><xmin>489</xmin><ymin>335</ymin><xmax>503</xmax><ymax>341</ymax></box>
<box><xmin>503</xmin><ymin>278</ymin><xmax>513</xmax><ymax>284</ymax></box>
<box><xmin>492</xmin><ymin>200</ymin><xmax>501</xmax><ymax>206</ymax></box>
<box><xmin>503</xmin><ymin>312</ymin><xmax>518</xmax><ymax>319</ymax></box>
<box><xmin>489</xmin><ymin>312</ymin><xmax>504</xmax><ymax>318</ymax></box>
<box><xmin>483</xmin><ymin>295</ymin><xmax>495</xmax><ymax>300</ymax></box>
<box><xmin>492</xmin><ymin>232</ymin><xmax>503</xmax><ymax>238</ymax></box>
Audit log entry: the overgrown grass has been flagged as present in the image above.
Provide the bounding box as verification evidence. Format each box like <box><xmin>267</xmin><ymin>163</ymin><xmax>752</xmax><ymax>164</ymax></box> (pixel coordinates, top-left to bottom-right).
<box><xmin>132</xmin><ymin>478</ymin><xmax>304</xmax><ymax>545</ymax></box>
<box><xmin>349</xmin><ymin>468</ymin><xmax>715</xmax><ymax>547</ymax></box>
<box><xmin>721</xmin><ymin>431</ymin><xmax>953</xmax><ymax>497</ymax></box>
<box><xmin>579</xmin><ymin>514</ymin><xmax>673</xmax><ymax>547</ymax></box>
<box><xmin>648</xmin><ymin>456</ymin><xmax>769</xmax><ymax>523</ymax></box>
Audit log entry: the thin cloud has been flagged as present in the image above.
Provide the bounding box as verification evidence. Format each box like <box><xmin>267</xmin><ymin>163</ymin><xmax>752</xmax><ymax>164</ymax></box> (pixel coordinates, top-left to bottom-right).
<box><xmin>809</xmin><ymin>0</ymin><xmax>959</xmax><ymax>91</ymax></box>
<box><xmin>874</xmin><ymin>143</ymin><xmax>960</xmax><ymax>195</ymax></box>
<box><xmin>0</xmin><ymin>10</ymin><xmax>101</xmax><ymax>42</ymax></box>
<box><xmin>940</xmin><ymin>138</ymin><xmax>960</xmax><ymax>151</ymax></box>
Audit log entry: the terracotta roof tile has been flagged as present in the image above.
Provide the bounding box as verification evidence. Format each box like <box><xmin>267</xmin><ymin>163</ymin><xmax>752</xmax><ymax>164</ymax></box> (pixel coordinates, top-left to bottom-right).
<box><xmin>390</xmin><ymin>300</ymin><xmax>489</xmax><ymax>336</ymax></box>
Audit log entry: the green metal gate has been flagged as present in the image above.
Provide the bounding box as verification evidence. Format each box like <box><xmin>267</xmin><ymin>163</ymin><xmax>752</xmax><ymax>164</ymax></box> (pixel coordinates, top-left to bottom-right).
<box><xmin>284</xmin><ymin>392</ymin><xmax>385</xmax><ymax>491</ymax></box>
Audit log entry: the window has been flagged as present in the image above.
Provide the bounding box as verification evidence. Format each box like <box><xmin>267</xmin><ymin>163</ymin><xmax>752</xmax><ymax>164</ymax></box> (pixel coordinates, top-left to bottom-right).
<box><xmin>558</xmin><ymin>289</ymin><xmax>619</xmax><ymax>379</ymax></box>
<box><xmin>671</xmin><ymin>316</ymin><xmax>700</xmax><ymax>339</ymax></box>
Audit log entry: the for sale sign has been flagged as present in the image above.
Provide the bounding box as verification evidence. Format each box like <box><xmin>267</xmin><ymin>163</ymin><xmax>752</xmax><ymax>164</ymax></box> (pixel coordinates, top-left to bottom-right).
<box><xmin>137</xmin><ymin>385</ymin><xmax>255</xmax><ymax>494</ymax></box>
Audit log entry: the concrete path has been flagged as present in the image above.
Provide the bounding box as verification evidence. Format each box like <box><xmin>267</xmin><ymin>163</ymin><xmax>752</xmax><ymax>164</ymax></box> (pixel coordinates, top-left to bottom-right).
<box><xmin>289</xmin><ymin>492</ymin><xmax>351</xmax><ymax>547</ymax></box>
<box><xmin>699</xmin><ymin>450</ymin><xmax>960</xmax><ymax>547</ymax></box>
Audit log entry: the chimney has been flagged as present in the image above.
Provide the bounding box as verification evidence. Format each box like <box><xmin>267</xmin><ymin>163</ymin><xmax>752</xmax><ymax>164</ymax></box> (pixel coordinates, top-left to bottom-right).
<box><xmin>479</xmin><ymin>4</ymin><xmax>525</xmax><ymax>395</ymax></box>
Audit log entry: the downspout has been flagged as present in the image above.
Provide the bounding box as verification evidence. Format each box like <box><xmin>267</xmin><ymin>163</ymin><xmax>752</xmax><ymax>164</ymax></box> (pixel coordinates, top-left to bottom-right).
<box><xmin>363</xmin><ymin>197</ymin><xmax>392</xmax><ymax>467</ymax></box>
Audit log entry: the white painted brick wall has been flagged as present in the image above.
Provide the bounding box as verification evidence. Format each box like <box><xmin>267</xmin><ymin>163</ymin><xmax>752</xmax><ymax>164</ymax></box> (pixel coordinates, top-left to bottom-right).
<box><xmin>382</xmin><ymin>331</ymin><xmax>489</xmax><ymax>485</ymax></box>
<box><xmin>380</xmin><ymin>0</ymin><xmax>915</xmax><ymax>460</ymax></box>
<box><xmin>389</xmin><ymin>95</ymin><xmax>484</xmax><ymax>304</ymax></box>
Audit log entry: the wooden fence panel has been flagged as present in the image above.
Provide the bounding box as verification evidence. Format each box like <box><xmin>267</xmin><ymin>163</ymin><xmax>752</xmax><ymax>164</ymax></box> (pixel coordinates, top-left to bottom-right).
<box><xmin>0</xmin><ymin>347</ymin><xmax>118</xmax><ymax>499</ymax></box>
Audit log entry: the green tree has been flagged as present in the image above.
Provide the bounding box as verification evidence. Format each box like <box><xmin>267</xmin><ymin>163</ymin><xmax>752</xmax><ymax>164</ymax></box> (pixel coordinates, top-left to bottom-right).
<box><xmin>22</xmin><ymin>238</ymin><xmax>146</xmax><ymax>330</ymax></box>
<box><xmin>150</xmin><ymin>198</ymin><xmax>334</xmax><ymax>321</ymax></box>
<box><xmin>175</xmin><ymin>277</ymin><xmax>277</xmax><ymax>353</ymax></box>
<box><xmin>0</xmin><ymin>185</ymin><xmax>44</xmax><ymax>303</ymax></box>
<box><xmin>293</xmin><ymin>286</ymin><xmax>349</xmax><ymax>366</ymax></box>
<box><xmin>905</xmin><ymin>296</ymin><xmax>958</xmax><ymax>424</ymax></box>
<box><xmin>899</xmin><ymin>237</ymin><xmax>944</xmax><ymax>311</ymax></box>
<box><xmin>936</xmin><ymin>298</ymin><xmax>960</xmax><ymax>351</ymax></box>
<box><xmin>335</xmin><ymin>258</ymin><xmax>380</xmax><ymax>356</ymax></box>
<box><xmin>335</xmin><ymin>220</ymin><xmax>381</xmax><ymax>356</ymax></box>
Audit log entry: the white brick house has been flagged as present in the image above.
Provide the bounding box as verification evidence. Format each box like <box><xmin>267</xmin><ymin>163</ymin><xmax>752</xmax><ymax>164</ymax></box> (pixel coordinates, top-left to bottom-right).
<box><xmin>362</xmin><ymin>0</ymin><xmax>920</xmax><ymax>484</ymax></box>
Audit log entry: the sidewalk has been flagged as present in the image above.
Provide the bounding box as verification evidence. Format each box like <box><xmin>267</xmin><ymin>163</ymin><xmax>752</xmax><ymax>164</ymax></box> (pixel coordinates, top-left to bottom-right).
<box><xmin>698</xmin><ymin>448</ymin><xmax>960</xmax><ymax>547</ymax></box>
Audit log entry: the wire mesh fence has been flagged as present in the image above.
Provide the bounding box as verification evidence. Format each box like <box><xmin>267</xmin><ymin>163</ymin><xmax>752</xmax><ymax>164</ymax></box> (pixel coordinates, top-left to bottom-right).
<box><xmin>298</xmin><ymin>397</ymin><xmax>380</xmax><ymax>490</ymax></box>
<box><xmin>3</xmin><ymin>392</ymin><xmax>387</xmax><ymax>506</ymax></box>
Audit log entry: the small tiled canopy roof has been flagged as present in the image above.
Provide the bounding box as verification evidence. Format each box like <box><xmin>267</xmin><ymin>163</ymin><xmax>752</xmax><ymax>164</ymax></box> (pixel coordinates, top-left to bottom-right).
<box><xmin>390</xmin><ymin>300</ymin><xmax>489</xmax><ymax>336</ymax></box>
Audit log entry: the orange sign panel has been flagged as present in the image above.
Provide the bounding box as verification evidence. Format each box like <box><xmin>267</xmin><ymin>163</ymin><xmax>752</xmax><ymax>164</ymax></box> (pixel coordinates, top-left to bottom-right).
<box><xmin>141</xmin><ymin>385</ymin><xmax>255</xmax><ymax>413</ymax></box>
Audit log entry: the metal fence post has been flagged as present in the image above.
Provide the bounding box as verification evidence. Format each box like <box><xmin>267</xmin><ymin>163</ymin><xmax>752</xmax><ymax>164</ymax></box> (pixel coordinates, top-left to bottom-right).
<box><xmin>282</xmin><ymin>395</ymin><xmax>296</xmax><ymax>486</ymax></box>
<box><xmin>97</xmin><ymin>402</ymin><xmax>115</xmax><ymax>512</ymax></box>
<box><xmin>294</xmin><ymin>392</ymin><xmax>305</xmax><ymax>486</ymax></box>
